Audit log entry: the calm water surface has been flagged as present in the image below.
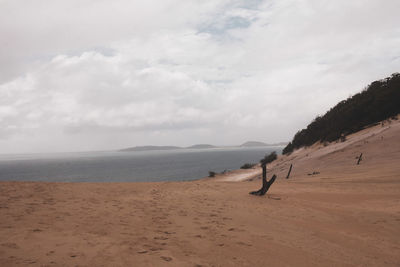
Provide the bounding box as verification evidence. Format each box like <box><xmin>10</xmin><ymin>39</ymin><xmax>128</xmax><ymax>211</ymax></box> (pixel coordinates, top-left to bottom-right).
<box><xmin>0</xmin><ymin>147</ymin><xmax>281</xmax><ymax>182</ymax></box>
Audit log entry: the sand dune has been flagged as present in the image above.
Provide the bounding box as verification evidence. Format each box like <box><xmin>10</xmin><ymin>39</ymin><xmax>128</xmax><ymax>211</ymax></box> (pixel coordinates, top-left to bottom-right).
<box><xmin>1</xmin><ymin>119</ymin><xmax>399</xmax><ymax>266</ymax></box>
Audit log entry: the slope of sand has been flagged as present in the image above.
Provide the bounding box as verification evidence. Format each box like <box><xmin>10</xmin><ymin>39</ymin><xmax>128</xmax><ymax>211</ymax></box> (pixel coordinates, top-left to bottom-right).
<box><xmin>1</xmin><ymin>119</ymin><xmax>399</xmax><ymax>266</ymax></box>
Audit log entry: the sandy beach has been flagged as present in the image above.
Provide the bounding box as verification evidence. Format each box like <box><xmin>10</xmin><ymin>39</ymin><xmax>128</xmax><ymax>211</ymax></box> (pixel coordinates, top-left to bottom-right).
<box><xmin>1</xmin><ymin>119</ymin><xmax>399</xmax><ymax>266</ymax></box>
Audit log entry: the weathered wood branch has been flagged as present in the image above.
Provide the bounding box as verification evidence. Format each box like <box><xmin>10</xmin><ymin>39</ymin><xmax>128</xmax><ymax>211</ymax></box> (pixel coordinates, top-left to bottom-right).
<box><xmin>357</xmin><ymin>153</ymin><xmax>363</xmax><ymax>165</ymax></box>
<box><xmin>286</xmin><ymin>164</ymin><xmax>293</xmax><ymax>179</ymax></box>
<box><xmin>249</xmin><ymin>164</ymin><xmax>277</xmax><ymax>196</ymax></box>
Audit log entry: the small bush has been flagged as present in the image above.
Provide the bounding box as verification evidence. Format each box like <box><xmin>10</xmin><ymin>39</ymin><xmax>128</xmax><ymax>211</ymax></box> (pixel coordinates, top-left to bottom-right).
<box><xmin>260</xmin><ymin>151</ymin><xmax>277</xmax><ymax>165</ymax></box>
<box><xmin>240</xmin><ymin>163</ymin><xmax>256</xmax><ymax>169</ymax></box>
<box><xmin>208</xmin><ymin>171</ymin><xmax>216</xmax><ymax>177</ymax></box>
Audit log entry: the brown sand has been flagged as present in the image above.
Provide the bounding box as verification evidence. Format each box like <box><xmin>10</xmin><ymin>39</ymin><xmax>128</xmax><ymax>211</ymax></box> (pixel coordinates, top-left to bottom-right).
<box><xmin>1</xmin><ymin>119</ymin><xmax>399</xmax><ymax>266</ymax></box>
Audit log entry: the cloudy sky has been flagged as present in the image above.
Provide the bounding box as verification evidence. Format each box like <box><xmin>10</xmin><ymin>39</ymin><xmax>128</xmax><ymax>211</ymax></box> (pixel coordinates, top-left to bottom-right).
<box><xmin>1</xmin><ymin>0</ymin><xmax>399</xmax><ymax>153</ymax></box>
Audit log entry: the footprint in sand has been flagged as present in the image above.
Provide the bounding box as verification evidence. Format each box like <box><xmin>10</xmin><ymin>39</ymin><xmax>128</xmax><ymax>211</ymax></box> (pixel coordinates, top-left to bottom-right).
<box><xmin>163</xmin><ymin>231</ymin><xmax>175</xmax><ymax>235</ymax></box>
<box><xmin>236</xmin><ymin>241</ymin><xmax>252</xmax><ymax>247</ymax></box>
<box><xmin>149</xmin><ymin>247</ymin><xmax>163</xmax><ymax>252</ymax></box>
<box><xmin>45</xmin><ymin>250</ymin><xmax>55</xmax><ymax>256</ymax></box>
<box><xmin>209</xmin><ymin>220</ymin><xmax>225</xmax><ymax>227</ymax></box>
<box><xmin>154</xmin><ymin>236</ymin><xmax>168</xmax><ymax>240</ymax></box>
<box><xmin>160</xmin><ymin>256</ymin><xmax>173</xmax><ymax>261</ymax></box>
<box><xmin>228</xmin><ymin>227</ymin><xmax>245</xmax><ymax>232</ymax></box>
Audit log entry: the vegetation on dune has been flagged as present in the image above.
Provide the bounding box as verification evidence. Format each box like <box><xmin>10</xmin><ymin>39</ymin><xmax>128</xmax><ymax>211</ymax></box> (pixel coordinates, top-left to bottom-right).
<box><xmin>260</xmin><ymin>151</ymin><xmax>277</xmax><ymax>165</ymax></box>
<box><xmin>283</xmin><ymin>73</ymin><xmax>400</xmax><ymax>154</ymax></box>
<box><xmin>240</xmin><ymin>163</ymin><xmax>256</xmax><ymax>169</ymax></box>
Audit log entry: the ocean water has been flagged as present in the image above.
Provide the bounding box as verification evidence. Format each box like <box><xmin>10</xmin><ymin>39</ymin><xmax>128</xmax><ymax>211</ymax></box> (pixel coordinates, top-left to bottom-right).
<box><xmin>0</xmin><ymin>147</ymin><xmax>281</xmax><ymax>182</ymax></box>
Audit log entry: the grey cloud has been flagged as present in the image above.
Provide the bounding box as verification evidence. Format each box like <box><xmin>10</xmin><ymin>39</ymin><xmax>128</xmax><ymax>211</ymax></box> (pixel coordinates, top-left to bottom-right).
<box><xmin>0</xmin><ymin>0</ymin><xmax>399</xmax><ymax>153</ymax></box>
<box><xmin>63</xmin><ymin>120</ymin><xmax>213</xmax><ymax>135</ymax></box>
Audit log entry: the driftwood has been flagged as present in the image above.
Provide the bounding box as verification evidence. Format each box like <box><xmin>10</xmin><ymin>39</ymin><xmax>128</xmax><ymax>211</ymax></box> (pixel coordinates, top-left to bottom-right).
<box><xmin>286</xmin><ymin>164</ymin><xmax>293</xmax><ymax>179</ymax></box>
<box><xmin>249</xmin><ymin>164</ymin><xmax>277</xmax><ymax>196</ymax></box>
<box><xmin>357</xmin><ymin>153</ymin><xmax>363</xmax><ymax>165</ymax></box>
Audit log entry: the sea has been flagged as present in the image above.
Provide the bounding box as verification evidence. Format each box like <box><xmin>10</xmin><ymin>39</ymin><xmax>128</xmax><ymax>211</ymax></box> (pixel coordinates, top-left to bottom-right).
<box><xmin>0</xmin><ymin>147</ymin><xmax>282</xmax><ymax>182</ymax></box>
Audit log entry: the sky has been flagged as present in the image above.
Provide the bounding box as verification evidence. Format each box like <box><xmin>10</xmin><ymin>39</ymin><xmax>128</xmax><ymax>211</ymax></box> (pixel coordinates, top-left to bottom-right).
<box><xmin>0</xmin><ymin>0</ymin><xmax>399</xmax><ymax>153</ymax></box>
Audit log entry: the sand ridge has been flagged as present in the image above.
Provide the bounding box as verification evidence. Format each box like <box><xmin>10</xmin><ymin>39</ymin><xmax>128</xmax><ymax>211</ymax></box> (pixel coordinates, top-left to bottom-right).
<box><xmin>0</xmin><ymin>118</ymin><xmax>399</xmax><ymax>266</ymax></box>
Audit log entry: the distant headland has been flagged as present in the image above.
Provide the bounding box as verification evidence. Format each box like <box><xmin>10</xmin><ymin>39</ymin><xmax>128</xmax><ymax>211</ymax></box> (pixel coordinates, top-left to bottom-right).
<box><xmin>119</xmin><ymin>141</ymin><xmax>287</xmax><ymax>152</ymax></box>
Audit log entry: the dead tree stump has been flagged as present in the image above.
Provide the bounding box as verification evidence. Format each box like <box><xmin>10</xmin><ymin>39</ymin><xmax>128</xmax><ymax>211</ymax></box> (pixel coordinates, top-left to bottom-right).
<box><xmin>286</xmin><ymin>164</ymin><xmax>293</xmax><ymax>179</ymax></box>
<box><xmin>250</xmin><ymin>164</ymin><xmax>277</xmax><ymax>196</ymax></box>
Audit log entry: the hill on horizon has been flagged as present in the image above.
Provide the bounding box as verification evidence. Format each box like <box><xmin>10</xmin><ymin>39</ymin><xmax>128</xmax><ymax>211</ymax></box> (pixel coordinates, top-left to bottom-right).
<box><xmin>240</xmin><ymin>141</ymin><xmax>268</xmax><ymax>147</ymax></box>
<box><xmin>240</xmin><ymin>141</ymin><xmax>288</xmax><ymax>147</ymax></box>
<box><xmin>283</xmin><ymin>73</ymin><xmax>400</xmax><ymax>154</ymax></box>
<box><xmin>186</xmin><ymin>144</ymin><xmax>216</xmax><ymax>149</ymax></box>
<box><xmin>119</xmin><ymin>144</ymin><xmax>217</xmax><ymax>152</ymax></box>
<box><xmin>120</xmin><ymin>141</ymin><xmax>288</xmax><ymax>152</ymax></box>
<box><xmin>119</xmin><ymin>146</ymin><xmax>182</xmax><ymax>152</ymax></box>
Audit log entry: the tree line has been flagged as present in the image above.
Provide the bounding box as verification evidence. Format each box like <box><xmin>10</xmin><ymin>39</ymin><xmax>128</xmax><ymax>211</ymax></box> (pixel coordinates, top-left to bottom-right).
<box><xmin>283</xmin><ymin>73</ymin><xmax>400</xmax><ymax>154</ymax></box>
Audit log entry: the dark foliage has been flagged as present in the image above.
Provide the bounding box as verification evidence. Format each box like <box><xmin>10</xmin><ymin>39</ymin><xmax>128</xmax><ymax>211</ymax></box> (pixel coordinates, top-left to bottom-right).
<box><xmin>208</xmin><ymin>171</ymin><xmax>216</xmax><ymax>177</ymax></box>
<box><xmin>260</xmin><ymin>151</ymin><xmax>277</xmax><ymax>165</ymax></box>
<box><xmin>283</xmin><ymin>73</ymin><xmax>400</xmax><ymax>154</ymax></box>
<box><xmin>240</xmin><ymin>163</ymin><xmax>256</xmax><ymax>169</ymax></box>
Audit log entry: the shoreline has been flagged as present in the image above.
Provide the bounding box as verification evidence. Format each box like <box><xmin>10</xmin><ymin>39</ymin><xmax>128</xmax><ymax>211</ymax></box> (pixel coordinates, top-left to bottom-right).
<box><xmin>0</xmin><ymin>146</ymin><xmax>277</xmax><ymax>184</ymax></box>
<box><xmin>1</xmin><ymin>119</ymin><xmax>399</xmax><ymax>266</ymax></box>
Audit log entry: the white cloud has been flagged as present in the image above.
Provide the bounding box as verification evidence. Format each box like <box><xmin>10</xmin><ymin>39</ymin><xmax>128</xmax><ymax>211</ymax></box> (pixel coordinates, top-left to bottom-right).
<box><xmin>0</xmin><ymin>0</ymin><xmax>399</xmax><ymax>153</ymax></box>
